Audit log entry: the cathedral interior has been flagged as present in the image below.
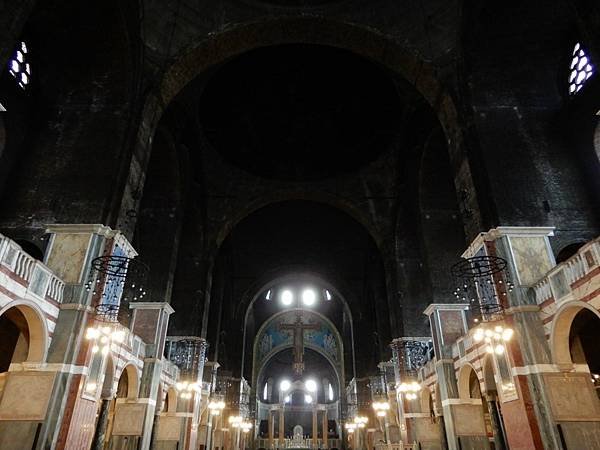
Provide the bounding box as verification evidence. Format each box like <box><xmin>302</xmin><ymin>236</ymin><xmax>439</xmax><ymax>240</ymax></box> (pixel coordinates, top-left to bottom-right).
<box><xmin>0</xmin><ymin>1</ymin><xmax>599</xmax><ymax>450</ymax></box>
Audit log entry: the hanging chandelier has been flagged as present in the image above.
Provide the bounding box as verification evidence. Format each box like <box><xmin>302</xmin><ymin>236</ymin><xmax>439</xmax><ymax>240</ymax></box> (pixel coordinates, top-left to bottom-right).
<box><xmin>451</xmin><ymin>254</ymin><xmax>514</xmax><ymax>322</ymax></box>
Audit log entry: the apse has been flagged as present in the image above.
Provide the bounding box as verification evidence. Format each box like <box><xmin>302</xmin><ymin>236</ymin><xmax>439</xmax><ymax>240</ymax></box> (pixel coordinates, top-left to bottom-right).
<box><xmin>205</xmin><ymin>200</ymin><xmax>390</xmax><ymax>381</ymax></box>
<box><xmin>257</xmin><ymin>348</ymin><xmax>339</xmax><ymax>405</ymax></box>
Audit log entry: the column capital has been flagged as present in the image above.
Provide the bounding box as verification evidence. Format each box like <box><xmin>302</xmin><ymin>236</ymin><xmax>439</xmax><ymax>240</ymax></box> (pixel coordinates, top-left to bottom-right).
<box><xmin>130</xmin><ymin>301</ymin><xmax>175</xmax><ymax>315</ymax></box>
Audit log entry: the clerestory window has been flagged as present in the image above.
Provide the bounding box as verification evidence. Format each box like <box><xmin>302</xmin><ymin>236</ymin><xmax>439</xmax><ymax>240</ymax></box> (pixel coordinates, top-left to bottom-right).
<box><xmin>7</xmin><ymin>41</ymin><xmax>31</xmax><ymax>90</ymax></box>
<box><xmin>568</xmin><ymin>42</ymin><xmax>594</xmax><ymax>95</ymax></box>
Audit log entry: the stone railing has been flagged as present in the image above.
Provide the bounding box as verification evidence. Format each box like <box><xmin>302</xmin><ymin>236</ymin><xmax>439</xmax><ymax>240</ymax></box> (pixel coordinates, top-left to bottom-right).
<box><xmin>255</xmin><ymin>438</ymin><xmax>342</xmax><ymax>449</ymax></box>
<box><xmin>0</xmin><ymin>233</ymin><xmax>65</xmax><ymax>303</ymax></box>
<box><xmin>161</xmin><ymin>357</ymin><xmax>180</xmax><ymax>381</ymax></box>
<box><xmin>533</xmin><ymin>237</ymin><xmax>600</xmax><ymax>306</ymax></box>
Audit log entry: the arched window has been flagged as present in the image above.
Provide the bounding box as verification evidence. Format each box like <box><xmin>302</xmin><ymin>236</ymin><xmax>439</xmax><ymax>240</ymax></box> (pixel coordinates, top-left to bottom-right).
<box><xmin>328</xmin><ymin>382</ymin><xmax>334</xmax><ymax>401</ymax></box>
<box><xmin>568</xmin><ymin>42</ymin><xmax>594</xmax><ymax>95</ymax></box>
<box><xmin>263</xmin><ymin>381</ymin><xmax>268</xmax><ymax>400</ymax></box>
<box><xmin>7</xmin><ymin>41</ymin><xmax>31</xmax><ymax>90</ymax></box>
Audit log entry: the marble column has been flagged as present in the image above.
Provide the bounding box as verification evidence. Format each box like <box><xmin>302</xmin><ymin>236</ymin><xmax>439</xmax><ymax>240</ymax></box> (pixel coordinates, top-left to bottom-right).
<box><xmin>322</xmin><ymin>410</ymin><xmax>328</xmax><ymax>449</ymax></box>
<box><xmin>278</xmin><ymin>408</ymin><xmax>285</xmax><ymax>449</ymax></box>
<box><xmin>312</xmin><ymin>408</ymin><xmax>318</xmax><ymax>448</ymax></box>
<box><xmin>268</xmin><ymin>410</ymin><xmax>274</xmax><ymax>449</ymax></box>
<box><xmin>91</xmin><ymin>398</ymin><xmax>112</xmax><ymax>450</ymax></box>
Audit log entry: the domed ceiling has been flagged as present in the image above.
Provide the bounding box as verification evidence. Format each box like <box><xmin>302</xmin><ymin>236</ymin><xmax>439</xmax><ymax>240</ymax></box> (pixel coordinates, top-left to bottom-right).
<box><xmin>198</xmin><ymin>44</ymin><xmax>404</xmax><ymax>181</ymax></box>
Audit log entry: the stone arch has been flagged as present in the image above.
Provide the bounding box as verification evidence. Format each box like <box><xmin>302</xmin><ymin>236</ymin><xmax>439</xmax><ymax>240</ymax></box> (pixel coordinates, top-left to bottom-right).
<box><xmin>252</xmin><ymin>309</ymin><xmax>344</xmax><ymax>383</ymax></box>
<box><xmin>116</xmin><ymin>363</ymin><xmax>140</xmax><ymax>399</ymax></box>
<box><xmin>241</xmin><ymin>271</ymin><xmax>356</xmax><ymax>379</ymax></box>
<box><xmin>162</xmin><ymin>386</ymin><xmax>178</xmax><ymax>413</ymax></box>
<box><xmin>457</xmin><ymin>363</ymin><xmax>481</xmax><ymax>399</ymax></box>
<box><xmin>551</xmin><ymin>301</ymin><xmax>600</xmax><ymax>367</ymax></box>
<box><xmin>214</xmin><ymin>194</ymin><xmax>383</xmax><ymax>252</ymax></box>
<box><xmin>255</xmin><ymin>346</ymin><xmax>342</xmax><ymax>405</ymax></box>
<box><xmin>419</xmin><ymin>387</ymin><xmax>434</xmax><ymax>415</ymax></box>
<box><xmin>0</xmin><ymin>300</ymin><xmax>48</xmax><ymax>366</ymax></box>
<box><xmin>555</xmin><ymin>242</ymin><xmax>587</xmax><ymax>264</ymax></box>
<box><xmin>255</xmin><ymin>345</ymin><xmax>342</xmax><ymax>396</ymax></box>
<box><xmin>122</xmin><ymin>16</ymin><xmax>468</xmax><ymax>239</ymax></box>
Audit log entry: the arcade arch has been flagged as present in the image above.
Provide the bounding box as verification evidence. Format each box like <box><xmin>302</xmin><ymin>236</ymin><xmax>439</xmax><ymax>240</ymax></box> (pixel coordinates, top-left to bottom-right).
<box><xmin>0</xmin><ymin>302</ymin><xmax>48</xmax><ymax>372</ymax></box>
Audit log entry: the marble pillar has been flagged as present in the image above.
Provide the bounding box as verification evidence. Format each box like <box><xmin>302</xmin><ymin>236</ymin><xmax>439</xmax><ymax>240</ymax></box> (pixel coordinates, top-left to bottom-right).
<box><xmin>485</xmin><ymin>395</ymin><xmax>506</xmax><ymax>450</ymax></box>
<box><xmin>278</xmin><ymin>408</ymin><xmax>284</xmax><ymax>449</ymax></box>
<box><xmin>91</xmin><ymin>399</ymin><xmax>112</xmax><ymax>450</ymax></box>
<box><xmin>16</xmin><ymin>224</ymin><xmax>130</xmax><ymax>450</ymax></box>
<box><xmin>268</xmin><ymin>410</ymin><xmax>274</xmax><ymax>449</ymax></box>
<box><xmin>423</xmin><ymin>304</ymin><xmax>471</xmax><ymax>450</ymax></box>
<box><xmin>130</xmin><ymin>302</ymin><xmax>175</xmax><ymax>450</ymax></box>
<box><xmin>322</xmin><ymin>409</ymin><xmax>328</xmax><ymax>449</ymax></box>
<box><xmin>312</xmin><ymin>408</ymin><xmax>318</xmax><ymax>448</ymax></box>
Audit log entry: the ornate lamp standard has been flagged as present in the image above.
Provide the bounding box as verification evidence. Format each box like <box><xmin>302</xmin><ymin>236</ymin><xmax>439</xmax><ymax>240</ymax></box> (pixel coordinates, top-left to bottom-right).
<box><xmin>372</xmin><ymin>401</ymin><xmax>390</xmax><ymax>446</ymax></box>
<box><xmin>229</xmin><ymin>415</ymin><xmax>250</xmax><ymax>450</ymax></box>
<box><xmin>240</xmin><ymin>420</ymin><xmax>253</xmax><ymax>450</ymax></box>
<box><xmin>345</xmin><ymin>416</ymin><xmax>368</xmax><ymax>450</ymax></box>
<box><xmin>208</xmin><ymin>398</ymin><xmax>226</xmax><ymax>450</ymax></box>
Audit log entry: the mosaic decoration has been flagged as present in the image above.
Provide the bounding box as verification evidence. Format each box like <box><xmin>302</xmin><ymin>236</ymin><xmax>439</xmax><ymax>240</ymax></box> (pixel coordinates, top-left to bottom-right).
<box><xmin>255</xmin><ymin>310</ymin><xmax>342</xmax><ymax>368</ymax></box>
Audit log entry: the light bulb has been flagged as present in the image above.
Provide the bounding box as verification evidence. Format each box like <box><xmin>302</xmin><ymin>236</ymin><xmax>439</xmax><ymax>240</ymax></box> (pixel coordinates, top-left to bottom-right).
<box><xmin>305</xmin><ymin>379</ymin><xmax>317</xmax><ymax>392</ymax></box>
<box><xmin>281</xmin><ymin>290</ymin><xmax>294</xmax><ymax>306</ymax></box>
<box><xmin>302</xmin><ymin>289</ymin><xmax>316</xmax><ymax>306</ymax></box>
<box><xmin>494</xmin><ymin>344</ymin><xmax>505</xmax><ymax>355</ymax></box>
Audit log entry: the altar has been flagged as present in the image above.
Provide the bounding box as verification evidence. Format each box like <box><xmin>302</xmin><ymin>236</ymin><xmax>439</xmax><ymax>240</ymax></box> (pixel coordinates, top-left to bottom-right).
<box><xmin>287</xmin><ymin>425</ymin><xmax>310</xmax><ymax>449</ymax></box>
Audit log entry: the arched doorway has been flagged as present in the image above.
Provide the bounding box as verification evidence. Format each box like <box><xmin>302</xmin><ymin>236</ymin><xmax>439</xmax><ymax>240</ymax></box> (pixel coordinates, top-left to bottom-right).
<box><xmin>458</xmin><ymin>364</ymin><xmax>493</xmax><ymax>448</ymax></box>
<box><xmin>0</xmin><ymin>303</ymin><xmax>47</xmax><ymax>373</ymax></box>
<box><xmin>565</xmin><ymin>307</ymin><xmax>600</xmax><ymax>397</ymax></box>
<box><xmin>552</xmin><ymin>303</ymin><xmax>600</xmax><ymax>393</ymax></box>
<box><xmin>0</xmin><ymin>303</ymin><xmax>47</xmax><ymax>403</ymax></box>
<box><xmin>104</xmin><ymin>364</ymin><xmax>141</xmax><ymax>448</ymax></box>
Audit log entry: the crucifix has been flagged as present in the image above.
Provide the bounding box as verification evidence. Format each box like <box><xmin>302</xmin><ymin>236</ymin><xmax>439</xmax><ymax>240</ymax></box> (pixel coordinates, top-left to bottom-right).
<box><xmin>279</xmin><ymin>313</ymin><xmax>319</xmax><ymax>375</ymax></box>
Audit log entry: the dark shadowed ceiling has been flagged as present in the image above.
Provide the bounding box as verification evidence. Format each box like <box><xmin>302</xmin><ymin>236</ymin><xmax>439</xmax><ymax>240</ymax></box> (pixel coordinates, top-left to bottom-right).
<box><xmin>198</xmin><ymin>44</ymin><xmax>404</xmax><ymax>181</ymax></box>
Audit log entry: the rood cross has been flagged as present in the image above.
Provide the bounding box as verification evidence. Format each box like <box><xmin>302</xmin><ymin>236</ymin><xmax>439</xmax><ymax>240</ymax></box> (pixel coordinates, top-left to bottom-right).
<box><xmin>279</xmin><ymin>314</ymin><xmax>319</xmax><ymax>375</ymax></box>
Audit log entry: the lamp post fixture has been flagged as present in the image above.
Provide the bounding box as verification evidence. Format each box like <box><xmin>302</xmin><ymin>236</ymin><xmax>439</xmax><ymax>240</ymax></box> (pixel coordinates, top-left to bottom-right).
<box><xmin>398</xmin><ymin>381</ymin><xmax>421</xmax><ymax>401</ymax></box>
<box><xmin>208</xmin><ymin>399</ymin><xmax>226</xmax><ymax>450</ymax></box>
<box><xmin>473</xmin><ymin>323</ymin><xmax>514</xmax><ymax>355</ymax></box>
<box><xmin>240</xmin><ymin>421</ymin><xmax>252</xmax><ymax>450</ymax></box>
<box><xmin>229</xmin><ymin>415</ymin><xmax>251</xmax><ymax>450</ymax></box>
<box><xmin>175</xmin><ymin>380</ymin><xmax>202</xmax><ymax>400</ymax></box>
<box><xmin>85</xmin><ymin>325</ymin><xmax>126</xmax><ymax>356</ymax></box>
<box><xmin>346</xmin><ymin>416</ymin><xmax>368</xmax><ymax>450</ymax></box>
<box><xmin>372</xmin><ymin>401</ymin><xmax>390</xmax><ymax>445</ymax></box>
